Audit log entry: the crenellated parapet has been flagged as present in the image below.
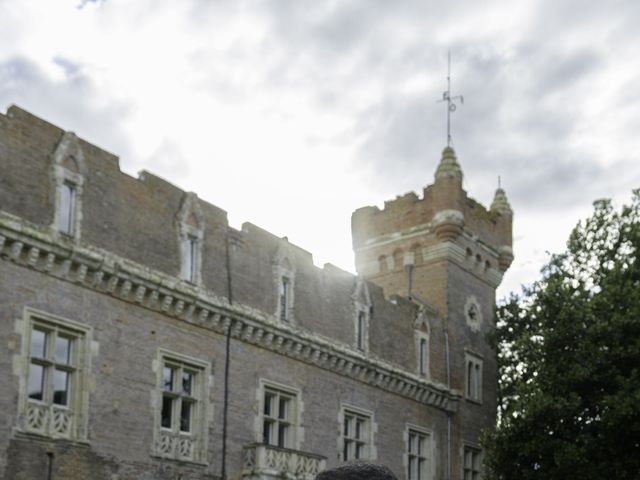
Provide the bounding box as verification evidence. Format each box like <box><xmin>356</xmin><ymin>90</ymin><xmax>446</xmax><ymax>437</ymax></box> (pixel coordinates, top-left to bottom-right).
<box><xmin>351</xmin><ymin>146</ymin><xmax>514</xmax><ymax>308</ymax></box>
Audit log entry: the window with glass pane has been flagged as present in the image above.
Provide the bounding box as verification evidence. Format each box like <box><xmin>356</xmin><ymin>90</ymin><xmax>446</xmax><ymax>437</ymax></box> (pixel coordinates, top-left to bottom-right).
<box><xmin>160</xmin><ymin>360</ymin><xmax>200</xmax><ymax>436</ymax></box>
<box><xmin>263</xmin><ymin>387</ymin><xmax>295</xmax><ymax>448</ymax></box>
<box><xmin>181</xmin><ymin>235</ymin><xmax>199</xmax><ymax>282</ymax></box>
<box><xmin>58</xmin><ymin>181</ymin><xmax>76</xmax><ymax>234</ymax></box>
<box><xmin>280</xmin><ymin>277</ymin><xmax>290</xmax><ymax>321</ymax></box>
<box><xmin>343</xmin><ymin>411</ymin><xmax>370</xmax><ymax>461</ymax></box>
<box><xmin>28</xmin><ymin>325</ymin><xmax>77</xmax><ymax>407</ymax></box>
<box><xmin>419</xmin><ymin>339</ymin><xmax>427</xmax><ymax>375</ymax></box>
<box><xmin>463</xmin><ymin>446</ymin><xmax>482</xmax><ymax>480</ymax></box>
<box><xmin>465</xmin><ymin>356</ymin><xmax>482</xmax><ymax>402</ymax></box>
<box><xmin>407</xmin><ymin>430</ymin><xmax>430</xmax><ymax>480</ymax></box>
<box><xmin>356</xmin><ymin>311</ymin><xmax>365</xmax><ymax>350</ymax></box>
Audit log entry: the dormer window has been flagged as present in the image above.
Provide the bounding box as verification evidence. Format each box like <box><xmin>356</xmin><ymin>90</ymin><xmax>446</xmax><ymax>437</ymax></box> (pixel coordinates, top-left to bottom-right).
<box><xmin>51</xmin><ymin>132</ymin><xmax>85</xmax><ymax>241</ymax></box>
<box><xmin>415</xmin><ymin>309</ymin><xmax>431</xmax><ymax>378</ymax></box>
<box><xmin>176</xmin><ymin>193</ymin><xmax>205</xmax><ymax>285</ymax></box>
<box><xmin>182</xmin><ymin>235</ymin><xmax>199</xmax><ymax>283</ymax></box>
<box><xmin>280</xmin><ymin>276</ymin><xmax>291</xmax><ymax>321</ymax></box>
<box><xmin>273</xmin><ymin>243</ymin><xmax>296</xmax><ymax>324</ymax></box>
<box><xmin>352</xmin><ymin>278</ymin><xmax>371</xmax><ymax>354</ymax></box>
<box><xmin>356</xmin><ymin>310</ymin><xmax>366</xmax><ymax>351</ymax></box>
<box><xmin>58</xmin><ymin>181</ymin><xmax>77</xmax><ymax>235</ymax></box>
<box><xmin>419</xmin><ymin>338</ymin><xmax>428</xmax><ymax>375</ymax></box>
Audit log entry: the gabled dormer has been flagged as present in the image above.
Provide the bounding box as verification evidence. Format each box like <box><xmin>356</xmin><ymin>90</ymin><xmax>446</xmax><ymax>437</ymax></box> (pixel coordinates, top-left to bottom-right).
<box><xmin>50</xmin><ymin>131</ymin><xmax>86</xmax><ymax>242</ymax></box>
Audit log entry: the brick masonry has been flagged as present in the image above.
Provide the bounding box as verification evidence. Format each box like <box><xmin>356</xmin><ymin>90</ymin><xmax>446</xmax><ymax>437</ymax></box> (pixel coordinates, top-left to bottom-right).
<box><xmin>0</xmin><ymin>106</ymin><xmax>513</xmax><ymax>479</ymax></box>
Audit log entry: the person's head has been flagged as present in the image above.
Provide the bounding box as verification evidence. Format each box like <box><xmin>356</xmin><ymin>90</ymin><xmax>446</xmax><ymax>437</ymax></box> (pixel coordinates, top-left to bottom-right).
<box><xmin>316</xmin><ymin>462</ymin><xmax>398</xmax><ymax>480</ymax></box>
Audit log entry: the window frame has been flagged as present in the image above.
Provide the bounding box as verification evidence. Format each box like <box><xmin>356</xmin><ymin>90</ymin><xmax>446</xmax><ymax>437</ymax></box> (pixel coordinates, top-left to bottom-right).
<box><xmin>415</xmin><ymin>330</ymin><xmax>430</xmax><ymax>378</ymax></box>
<box><xmin>256</xmin><ymin>379</ymin><xmax>302</xmax><ymax>450</ymax></box>
<box><xmin>462</xmin><ymin>444</ymin><xmax>483</xmax><ymax>480</ymax></box>
<box><xmin>464</xmin><ymin>351</ymin><xmax>483</xmax><ymax>403</ymax></box>
<box><xmin>339</xmin><ymin>404</ymin><xmax>376</xmax><ymax>462</ymax></box>
<box><xmin>58</xmin><ymin>180</ymin><xmax>77</xmax><ymax>235</ymax></box>
<box><xmin>279</xmin><ymin>276</ymin><xmax>292</xmax><ymax>322</ymax></box>
<box><xmin>404</xmin><ymin>424</ymin><xmax>433</xmax><ymax>480</ymax></box>
<box><xmin>50</xmin><ymin>132</ymin><xmax>85</xmax><ymax>242</ymax></box>
<box><xmin>19</xmin><ymin>308</ymin><xmax>91</xmax><ymax>441</ymax></box>
<box><xmin>153</xmin><ymin>349</ymin><xmax>211</xmax><ymax>464</ymax></box>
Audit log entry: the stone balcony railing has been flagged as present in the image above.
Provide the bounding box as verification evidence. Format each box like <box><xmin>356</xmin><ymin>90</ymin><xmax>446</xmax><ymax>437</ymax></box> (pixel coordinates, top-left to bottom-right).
<box><xmin>242</xmin><ymin>443</ymin><xmax>326</xmax><ymax>480</ymax></box>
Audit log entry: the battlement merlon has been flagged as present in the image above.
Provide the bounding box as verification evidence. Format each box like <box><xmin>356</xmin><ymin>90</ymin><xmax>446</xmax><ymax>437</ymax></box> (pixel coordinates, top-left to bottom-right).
<box><xmin>351</xmin><ymin>147</ymin><xmax>514</xmax><ymax>275</ymax></box>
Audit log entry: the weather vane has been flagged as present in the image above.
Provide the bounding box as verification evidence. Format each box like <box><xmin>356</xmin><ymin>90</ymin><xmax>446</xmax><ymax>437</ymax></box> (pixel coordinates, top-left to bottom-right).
<box><xmin>438</xmin><ymin>51</ymin><xmax>464</xmax><ymax>147</ymax></box>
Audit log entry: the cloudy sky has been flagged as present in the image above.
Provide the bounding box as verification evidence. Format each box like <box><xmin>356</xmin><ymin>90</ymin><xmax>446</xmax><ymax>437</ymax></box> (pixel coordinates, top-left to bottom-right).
<box><xmin>1</xmin><ymin>0</ymin><xmax>639</xmax><ymax>299</ymax></box>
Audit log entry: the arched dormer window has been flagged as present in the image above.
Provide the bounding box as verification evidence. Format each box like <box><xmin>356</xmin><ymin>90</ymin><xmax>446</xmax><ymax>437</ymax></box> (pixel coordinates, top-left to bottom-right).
<box><xmin>415</xmin><ymin>309</ymin><xmax>431</xmax><ymax>378</ymax></box>
<box><xmin>352</xmin><ymin>277</ymin><xmax>372</xmax><ymax>354</ymax></box>
<box><xmin>273</xmin><ymin>241</ymin><xmax>295</xmax><ymax>323</ymax></box>
<box><xmin>177</xmin><ymin>193</ymin><xmax>204</xmax><ymax>285</ymax></box>
<box><xmin>51</xmin><ymin>132</ymin><xmax>86</xmax><ymax>241</ymax></box>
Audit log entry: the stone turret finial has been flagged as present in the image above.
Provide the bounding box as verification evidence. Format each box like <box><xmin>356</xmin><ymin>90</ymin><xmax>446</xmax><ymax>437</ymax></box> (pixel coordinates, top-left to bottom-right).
<box><xmin>435</xmin><ymin>146</ymin><xmax>463</xmax><ymax>181</ymax></box>
<box><xmin>491</xmin><ymin>187</ymin><xmax>513</xmax><ymax>216</ymax></box>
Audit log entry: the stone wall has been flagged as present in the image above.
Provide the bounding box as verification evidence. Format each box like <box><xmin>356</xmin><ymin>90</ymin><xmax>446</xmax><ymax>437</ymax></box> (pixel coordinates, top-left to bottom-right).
<box><xmin>0</xmin><ymin>105</ymin><xmax>508</xmax><ymax>480</ymax></box>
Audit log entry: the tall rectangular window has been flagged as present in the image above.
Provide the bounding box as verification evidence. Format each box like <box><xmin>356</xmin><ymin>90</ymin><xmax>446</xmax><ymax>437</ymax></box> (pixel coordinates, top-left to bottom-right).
<box><xmin>280</xmin><ymin>276</ymin><xmax>290</xmax><ymax>321</ymax></box>
<box><xmin>356</xmin><ymin>311</ymin><xmax>365</xmax><ymax>350</ymax></box>
<box><xmin>342</xmin><ymin>410</ymin><xmax>371</xmax><ymax>461</ymax></box>
<box><xmin>21</xmin><ymin>310</ymin><xmax>89</xmax><ymax>440</ymax></box>
<box><xmin>465</xmin><ymin>354</ymin><xmax>483</xmax><ymax>402</ymax></box>
<box><xmin>407</xmin><ymin>429</ymin><xmax>430</xmax><ymax>480</ymax></box>
<box><xmin>463</xmin><ymin>446</ymin><xmax>482</xmax><ymax>480</ymax></box>
<box><xmin>58</xmin><ymin>181</ymin><xmax>76</xmax><ymax>235</ymax></box>
<box><xmin>155</xmin><ymin>352</ymin><xmax>208</xmax><ymax>463</ymax></box>
<box><xmin>183</xmin><ymin>235</ymin><xmax>198</xmax><ymax>282</ymax></box>
<box><xmin>262</xmin><ymin>386</ymin><xmax>296</xmax><ymax>448</ymax></box>
<box><xmin>419</xmin><ymin>338</ymin><xmax>427</xmax><ymax>375</ymax></box>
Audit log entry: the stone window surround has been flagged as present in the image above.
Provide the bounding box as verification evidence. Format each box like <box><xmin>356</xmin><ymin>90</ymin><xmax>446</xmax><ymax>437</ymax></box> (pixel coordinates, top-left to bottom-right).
<box><xmin>337</xmin><ymin>404</ymin><xmax>377</xmax><ymax>462</ymax></box>
<box><xmin>273</xmin><ymin>258</ymin><xmax>296</xmax><ymax>324</ymax></box>
<box><xmin>354</xmin><ymin>305</ymin><xmax>370</xmax><ymax>354</ymax></box>
<box><xmin>415</xmin><ymin>330</ymin><xmax>430</xmax><ymax>378</ymax></box>
<box><xmin>151</xmin><ymin>348</ymin><xmax>212</xmax><ymax>465</ymax></box>
<box><xmin>464</xmin><ymin>350</ymin><xmax>483</xmax><ymax>404</ymax></box>
<box><xmin>403</xmin><ymin>423</ymin><xmax>435</xmax><ymax>480</ymax></box>
<box><xmin>254</xmin><ymin>378</ymin><xmax>304</xmax><ymax>451</ymax></box>
<box><xmin>176</xmin><ymin>193</ymin><xmax>205</xmax><ymax>285</ymax></box>
<box><xmin>352</xmin><ymin>278</ymin><xmax>372</xmax><ymax>355</ymax></box>
<box><xmin>15</xmin><ymin>307</ymin><xmax>93</xmax><ymax>442</ymax></box>
<box><xmin>50</xmin><ymin>132</ymin><xmax>86</xmax><ymax>243</ymax></box>
<box><xmin>461</xmin><ymin>442</ymin><xmax>483</xmax><ymax>480</ymax></box>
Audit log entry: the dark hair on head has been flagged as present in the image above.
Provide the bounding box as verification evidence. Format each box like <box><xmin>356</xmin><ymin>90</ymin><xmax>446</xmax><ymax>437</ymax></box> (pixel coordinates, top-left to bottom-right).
<box><xmin>316</xmin><ymin>462</ymin><xmax>398</xmax><ymax>480</ymax></box>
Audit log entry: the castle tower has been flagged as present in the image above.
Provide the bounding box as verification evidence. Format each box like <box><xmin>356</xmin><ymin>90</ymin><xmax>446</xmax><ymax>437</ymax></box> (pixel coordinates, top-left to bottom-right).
<box><xmin>351</xmin><ymin>146</ymin><xmax>513</xmax><ymax>470</ymax></box>
<box><xmin>351</xmin><ymin>145</ymin><xmax>513</xmax><ymax>317</ymax></box>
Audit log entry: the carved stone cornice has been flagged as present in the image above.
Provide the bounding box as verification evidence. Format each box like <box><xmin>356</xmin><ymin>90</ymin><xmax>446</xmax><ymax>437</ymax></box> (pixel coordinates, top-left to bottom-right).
<box><xmin>0</xmin><ymin>212</ymin><xmax>460</xmax><ymax>413</ymax></box>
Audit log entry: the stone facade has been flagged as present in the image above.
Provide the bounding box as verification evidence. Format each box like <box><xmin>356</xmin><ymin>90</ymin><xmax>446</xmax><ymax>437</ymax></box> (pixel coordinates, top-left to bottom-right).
<box><xmin>0</xmin><ymin>106</ymin><xmax>513</xmax><ymax>480</ymax></box>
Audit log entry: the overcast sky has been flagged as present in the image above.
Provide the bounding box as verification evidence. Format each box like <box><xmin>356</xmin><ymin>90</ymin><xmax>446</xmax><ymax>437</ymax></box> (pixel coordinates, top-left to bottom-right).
<box><xmin>1</xmin><ymin>0</ymin><xmax>639</xmax><ymax>299</ymax></box>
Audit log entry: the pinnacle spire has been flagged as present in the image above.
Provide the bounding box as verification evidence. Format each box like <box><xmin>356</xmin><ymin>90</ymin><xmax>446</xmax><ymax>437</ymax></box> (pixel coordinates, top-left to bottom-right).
<box><xmin>491</xmin><ymin>186</ymin><xmax>513</xmax><ymax>215</ymax></box>
<box><xmin>435</xmin><ymin>146</ymin><xmax>463</xmax><ymax>182</ymax></box>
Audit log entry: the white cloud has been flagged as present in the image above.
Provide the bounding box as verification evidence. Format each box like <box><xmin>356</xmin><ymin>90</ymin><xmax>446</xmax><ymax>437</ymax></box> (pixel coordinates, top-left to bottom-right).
<box><xmin>2</xmin><ymin>0</ymin><xmax>639</xmax><ymax>299</ymax></box>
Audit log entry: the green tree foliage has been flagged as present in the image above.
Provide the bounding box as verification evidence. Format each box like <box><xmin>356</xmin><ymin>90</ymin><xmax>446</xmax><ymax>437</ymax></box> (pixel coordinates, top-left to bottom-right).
<box><xmin>483</xmin><ymin>190</ymin><xmax>640</xmax><ymax>479</ymax></box>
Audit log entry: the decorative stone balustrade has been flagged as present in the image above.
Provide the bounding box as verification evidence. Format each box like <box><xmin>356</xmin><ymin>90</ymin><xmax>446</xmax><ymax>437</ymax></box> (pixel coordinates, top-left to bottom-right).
<box><xmin>242</xmin><ymin>443</ymin><xmax>326</xmax><ymax>480</ymax></box>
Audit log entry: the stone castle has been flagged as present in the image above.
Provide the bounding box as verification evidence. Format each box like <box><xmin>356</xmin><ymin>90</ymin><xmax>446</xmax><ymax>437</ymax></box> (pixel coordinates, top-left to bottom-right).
<box><xmin>0</xmin><ymin>105</ymin><xmax>513</xmax><ymax>479</ymax></box>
